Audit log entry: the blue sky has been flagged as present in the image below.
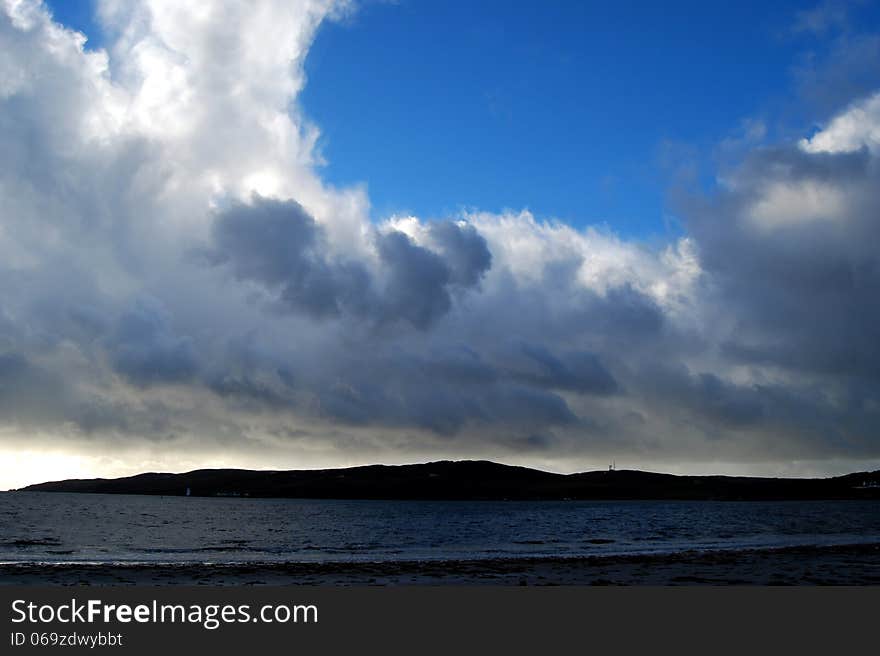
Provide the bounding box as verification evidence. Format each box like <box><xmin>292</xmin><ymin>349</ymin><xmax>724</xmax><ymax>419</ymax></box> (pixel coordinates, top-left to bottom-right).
<box><xmin>45</xmin><ymin>0</ymin><xmax>880</xmax><ymax>237</ymax></box>
<box><xmin>301</xmin><ymin>0</ymin><xmax>877</xmax><ymax>236</ymax></box>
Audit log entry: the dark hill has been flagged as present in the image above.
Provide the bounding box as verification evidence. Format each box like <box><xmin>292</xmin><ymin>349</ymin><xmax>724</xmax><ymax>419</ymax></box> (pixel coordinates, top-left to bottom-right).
<box><xmin>15</xmin><ymin>460</ymin><xmax>880</xmax><ymax>501</ymax></box>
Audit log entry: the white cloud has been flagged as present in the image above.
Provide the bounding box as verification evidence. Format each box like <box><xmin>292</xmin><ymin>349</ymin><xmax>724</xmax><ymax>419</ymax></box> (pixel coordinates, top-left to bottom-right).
<box><xmin>800</xmin><ymin>91</ymin><xmax>880</xmax><ymax>154</ymax></box>
<box><xmin>465</xmin><ymin>210</ymin><xmax>700</xmax><ymax>316</ymax></box>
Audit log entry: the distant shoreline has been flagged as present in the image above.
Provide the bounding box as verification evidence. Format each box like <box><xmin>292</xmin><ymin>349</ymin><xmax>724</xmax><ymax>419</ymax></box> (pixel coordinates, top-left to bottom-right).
<box><xmin>3</xmin><ymin>542</ymin><xmax>879</xmax><ymax>586</ymax></box>
<box><xmin>9</xmin><ymin>489</ymin><xmax>880</xmax><ymax>503</ymax></box>
<box><xmin>15</xmin><ymin>460</ymin><xmax>880</xmax><ymax>501</ymax></box>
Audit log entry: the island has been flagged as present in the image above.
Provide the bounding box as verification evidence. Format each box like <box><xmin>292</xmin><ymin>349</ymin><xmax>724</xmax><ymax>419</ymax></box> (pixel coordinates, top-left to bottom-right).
<box><xmin>15</xmin><ymin>460</ymin><xmax>880</xmax><ymax>501</ymax></box>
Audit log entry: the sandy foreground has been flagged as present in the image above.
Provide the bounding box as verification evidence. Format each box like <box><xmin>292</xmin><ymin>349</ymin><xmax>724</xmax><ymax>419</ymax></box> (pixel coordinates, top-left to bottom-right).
<box><xmin>1</xmin><ymin>543</ymin><xmax>879</xmax><ymax>585</ymax></box>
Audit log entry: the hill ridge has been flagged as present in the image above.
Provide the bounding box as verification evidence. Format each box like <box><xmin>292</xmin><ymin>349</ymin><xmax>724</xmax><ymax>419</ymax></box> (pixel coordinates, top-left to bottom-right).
<box><xmin>14</xmin><ymin>460</ymin><xmax>880</xmax><ymax>501</ymax></box>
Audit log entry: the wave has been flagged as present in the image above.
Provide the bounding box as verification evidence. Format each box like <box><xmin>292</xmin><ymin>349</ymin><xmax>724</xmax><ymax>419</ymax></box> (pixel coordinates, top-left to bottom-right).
<box><xmin>3</xmin><ymin>538</ymin><xmax>880</xmax><ymax>568</ymax></box>
<box><xmin>2</xmin><ymin>538</ymin><xmax>62</xmax><ymax>547</ymax></box>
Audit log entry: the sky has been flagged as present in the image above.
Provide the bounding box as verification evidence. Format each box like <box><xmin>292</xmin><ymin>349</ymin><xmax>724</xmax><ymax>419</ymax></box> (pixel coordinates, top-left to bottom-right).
<box><xmin>2</xmin><ymin>0</ymin><xmax>880</xmax><ymax>488</ymax></box>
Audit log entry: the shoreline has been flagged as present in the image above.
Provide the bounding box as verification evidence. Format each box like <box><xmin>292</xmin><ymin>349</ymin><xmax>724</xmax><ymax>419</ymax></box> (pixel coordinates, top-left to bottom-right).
<box><xmin>2</xmin><ymin>542</ymin><xmax>879</xmax><ymax>586</ymax></box>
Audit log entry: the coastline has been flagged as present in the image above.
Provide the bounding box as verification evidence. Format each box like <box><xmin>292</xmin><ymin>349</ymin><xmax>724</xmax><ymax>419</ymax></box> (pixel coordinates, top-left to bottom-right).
<box><xmin>2</xmin><ymin>542</ymin><xmax>879</xmax><ymax>586</ymax></box>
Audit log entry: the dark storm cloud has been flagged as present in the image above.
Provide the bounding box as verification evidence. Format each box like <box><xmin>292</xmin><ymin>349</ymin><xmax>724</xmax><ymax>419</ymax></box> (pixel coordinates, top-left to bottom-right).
<box><xmin>197</xmin><ymin>335</ymin><xmax>583</xmax><ymax>436</ymax></box>
<box><xmin>210</xmin><ymin>197</ymin><xmax>374</xmax><ymax>320</ymax></box>
<box><xmin>577</xmin><ymin>284</ymin><xmax>665</xmax><ymax>342</ymax></box>
<box><xmin>0</xmin><ymin>353</ymin><xmax>41</xmax><ymax>410</ymax></box>
<box><xmin>210</xmin><ymin>197</ymin><xmax>492</xmax><ymax>329</ymax></box>
<box><xmin>629</xmin><ymin>359</ymin><xmax>880</xmax><ymax>458</ymax></box>
<box><xmin>415</xmin><ymin>344</ymin><xmax>498</xmax><ymax>386</ymax></box>
<box><xmin>632</xmin><ymin>362</ymin><xmax>768</xmax><ymax>429</ymax></box>
<box><xmin>501</xmin><ymin>343</ymin><xmax>619</xmax><ymax>395</ymax></box>
<box><xmin>681</xmin><ymin>141</ymin><xmax>880</xmax><ymax>382</ymax></box>
<box><xmin>0</xmin><ymin>350</ymin><xmax>147</xmax><ymax>436</ymax></box>
<box><xmin>312</xmin><ymin>372</ymin><xmax>577</xmax><ymax>435</ymax></box>
<box><xmin>425</xmin><ymin>220</ymin><xmax>493</xmax><ymax>288</ymax></box>
<box><xmin>109</xmin><ymin>299</ymin><xmax>199</xmax><ymax>386</ymax></box>
<box><xmin>375</xmin><ymin>230</ymin><xmax>453</xmax><ymax>329</ymax></box>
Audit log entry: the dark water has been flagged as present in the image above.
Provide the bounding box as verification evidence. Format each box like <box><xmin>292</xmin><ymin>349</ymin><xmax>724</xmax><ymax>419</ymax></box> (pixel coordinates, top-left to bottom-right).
<box><xmin>1</xmin><ymin>492</ymin><xmax>878</xmax><ymax>565</ymax></box>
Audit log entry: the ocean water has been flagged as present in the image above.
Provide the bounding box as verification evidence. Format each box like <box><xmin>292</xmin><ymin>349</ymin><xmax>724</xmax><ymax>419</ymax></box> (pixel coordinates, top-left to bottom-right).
<box><xmin>1</xmin><ymin>492</ymin><xmax>878</xmax><ymax>565</ymax></box>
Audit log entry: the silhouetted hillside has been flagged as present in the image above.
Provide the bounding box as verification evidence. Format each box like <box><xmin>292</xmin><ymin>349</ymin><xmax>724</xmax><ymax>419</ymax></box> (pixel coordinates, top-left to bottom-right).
<box><xmin>15</xmin><ymin>460</ymin><xmax>880</xmax><ymax>500</ymax></box>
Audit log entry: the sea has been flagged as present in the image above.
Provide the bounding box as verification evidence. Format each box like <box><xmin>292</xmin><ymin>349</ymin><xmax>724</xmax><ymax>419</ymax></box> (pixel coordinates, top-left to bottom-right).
<box><xmin>1</xmin><ymin>492</ymin><xmax>879</xmax><ymax>565</ymax></box>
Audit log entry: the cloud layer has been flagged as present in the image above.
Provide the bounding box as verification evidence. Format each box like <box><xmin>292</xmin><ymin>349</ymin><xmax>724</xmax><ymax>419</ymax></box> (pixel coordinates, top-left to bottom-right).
<box><xmin>1</xmin><ymin>0</ymin><xmax>880</xmax><ymax>483</ymax></box>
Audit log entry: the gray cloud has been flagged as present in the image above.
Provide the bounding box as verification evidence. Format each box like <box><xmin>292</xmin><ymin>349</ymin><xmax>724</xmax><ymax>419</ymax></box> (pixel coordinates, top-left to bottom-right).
<box><xmin>109</xmin><ymin>299</ymin><xmax>199</xmax><ymax>387</ymax></box>
<box><xmin>500</xmin><ymin>343</ymin><xmax>619</xmax><ymax>395</ymax></box>
<box><xmin>210</xmin><ymin>197</ymin><xmax>373</xmax><ymax>320</ymax></box>
<box><xmin>425</xmin><ymin>220</ymin><xmax>493</xmax><ymax>288</ymax></box>
<box><xmin>683</xmin><ymin>143</ymin><xmax>880</xmax><ymax>382</ymax></box>
<box><xmin>209</xmin><ymin>197</ymin><xmax>491</xmax><ymax>330</ymax></box>
<box><xmin>375</xmin><ymin>230</ymin><xmax>454</xmax><ymax>329</ymax></box>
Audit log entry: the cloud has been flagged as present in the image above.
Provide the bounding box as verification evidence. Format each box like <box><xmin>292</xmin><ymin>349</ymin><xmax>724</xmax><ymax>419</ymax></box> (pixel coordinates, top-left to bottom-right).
<box><xmin>682</xmin><ymin>118</ymin><xmax>880</xmax><ymax>387</ymax></box>
<box><xmin>800</xmin><ymin>90</ymin><xmax>880</xmax><ymax>153</ymax></box>
<box><xmin>502</xmin><ymin>344</ymin><xmax>619</xmax><ymax>395</ymax></box>
<box><xmin>424</xmin><ymin>221</ymin><xmax>492</xmax><ymax>288</ymax></box>
<box><xmin>109</xmin><ymin>298</ymin><xmax>199</xmax><ymax>386</ymax></box>
<box><xmin>208</xmin><ymin>196</ymin><xmax>491</xmax><ymax>328</ymax></box>
<box><xmin>1</xmin><ymin>0</ymin><xmax>880</xmax><ymax>481</ymax></box>
<box><xmin>209</xmin><ymin>196</ymin><xmax>374</xmax><ymax>320</ymax></box>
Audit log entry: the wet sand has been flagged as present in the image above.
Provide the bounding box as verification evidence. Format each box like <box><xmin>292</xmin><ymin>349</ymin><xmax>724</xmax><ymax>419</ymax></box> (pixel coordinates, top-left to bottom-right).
<box><xmin>1</xmin><ymin>542</ymin><xmax>879</xmax><ymax>585</ymax></box>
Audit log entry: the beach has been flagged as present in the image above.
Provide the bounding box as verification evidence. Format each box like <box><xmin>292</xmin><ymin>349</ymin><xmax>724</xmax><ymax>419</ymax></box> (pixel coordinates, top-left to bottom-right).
<box><xmin>3</xmin><ymin>542</ymin><xmax>879</xmax><ymax>586</ymax></box>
